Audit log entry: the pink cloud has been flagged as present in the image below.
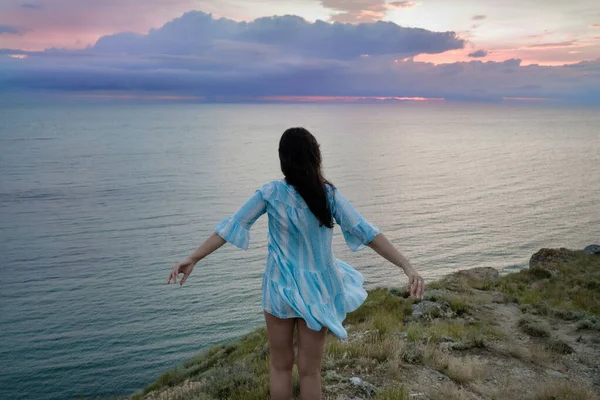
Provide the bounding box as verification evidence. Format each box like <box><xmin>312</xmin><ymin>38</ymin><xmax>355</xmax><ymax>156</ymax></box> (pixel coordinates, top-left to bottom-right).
<box><xmin>322</xmin><ymin>0</ymin><xmax>416</xmax><ymax>23</ymax></box>
<box><xmin>413</xmin><ymin>42</ymin><xmax>596</xmax><ymax>66</ymax></box>
<box><xmin>0</xmin><ymin>0</ymin><xmax>243</xmax><ymax>51</ymax></box>
<box><xmin>528</xmin><ymin>41</ymin><xmax>577</xmax><ymax>48</ymax></box>
<box><xmin>590</xmin><ymin>24</ymin><xmax>600</xmax><ymax>28</ymax></box>
<box><xmin>387</xmin><ymin>1</ymin><xmax>417</xmax><ymax>9</ymax></box>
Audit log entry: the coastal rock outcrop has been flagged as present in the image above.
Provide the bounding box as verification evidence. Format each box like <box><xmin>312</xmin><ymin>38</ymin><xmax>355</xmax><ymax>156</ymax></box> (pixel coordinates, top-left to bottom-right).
<box><xmin>583</xmin><ymin>244</ymin><xmax>600</xmax><ymax>255</ymax></box>
<box><xmin>529</xmin><ymin>248</ymin><xmax>578</xmax><ymax>275</ymax></box>
<box><xmin>456</xmin><ymin>267</ymin><xmax>499</xmax><ymax>281</ymax></box>
<box><xmin>411</xmin><ymin>300</ymin><xmax>451</xmax><ymax>320</ymax></box>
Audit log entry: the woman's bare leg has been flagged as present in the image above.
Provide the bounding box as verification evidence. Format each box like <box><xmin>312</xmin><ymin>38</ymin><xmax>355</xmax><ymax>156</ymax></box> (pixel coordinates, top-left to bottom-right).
<box><xmin>297</xmin><ymin>319</ymin><xmax>327</xmax><ymax>400</ymax></box>
<box><xmin>264</xmin><ymin>312</ymin><xmax>296</xmax><ymax>400</ymax></box>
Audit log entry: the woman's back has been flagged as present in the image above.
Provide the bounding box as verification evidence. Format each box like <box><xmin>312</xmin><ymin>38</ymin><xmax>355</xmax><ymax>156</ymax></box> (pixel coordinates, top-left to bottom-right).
<box><xmin>215</xmin><ymin>178</ymin><xmax>381</xmax><ymax>338</ymax></box>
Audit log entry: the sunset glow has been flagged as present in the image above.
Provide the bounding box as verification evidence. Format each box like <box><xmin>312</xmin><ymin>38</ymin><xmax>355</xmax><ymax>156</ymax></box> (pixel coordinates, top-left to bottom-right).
<box><xmin>503</xmin><ymin>97</ymin><xmax>551</xmax><ymax>101</ymax></box>
<box><xmin>259</xmin><ymin>96</ymin><xmax>445</xmax><ymax>102</ymax></box>
<box><xmin>1</xmin><ymin>1</ymin><xmax>598</xmax><ymax>103</ymax></box>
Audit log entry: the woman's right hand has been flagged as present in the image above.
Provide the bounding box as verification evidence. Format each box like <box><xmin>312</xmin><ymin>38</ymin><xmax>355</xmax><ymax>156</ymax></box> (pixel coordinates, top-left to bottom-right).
<box><xmin>405</xmin><ymin>268</ymin><xmax>425</xmax><ymax>299</ymax></box>
<box><xmin>166</xmin><ymin>257</ymin><xmax>196</xmax><ymax>286</ymax></box>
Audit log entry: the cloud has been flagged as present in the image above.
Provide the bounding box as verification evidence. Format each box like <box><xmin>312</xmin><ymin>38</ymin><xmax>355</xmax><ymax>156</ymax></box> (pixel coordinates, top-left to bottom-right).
<box><xmin>387</xmin><ymin>1</ymin><xmax>417</xmax><ymax>8</ymax></box>
<box><xmin>20</xmin><ymin>2</ymin><xmax>41</xmax><ymax>9</ymax></box>
<box><xmin>472</xmin><ymin>15</ymin><xmax>486</xmax><ymax>21</ymax></box>
<box><xmin>4</xmin><ymin>51</ymin><xmax>600</xmax><ymax>104</ymax></box>
<box><xmin>528</xmin><ymin>41</ymin><xmax>576</xmax><ymax>48</ymax></box>
<box><xmin>468</xmin><ymin>49</ymin><xmax>488</xmax><ymax>58</ymax></box>
<box><xmin>0</xmin><ymin>25</ymin><xmax>26</xmax><ymax>34</ymax></box>
<box><xmin>91</xmin><ymin>11</ymin><xmax>464</xmax><ymax>59</ymax></box>
<box><xmin>590</xmin><ymin>24</ymin><xmax>600</xmax><ymax>28</ymax></box>
<box><xmin>1</xmin><ymin>11</ymin><xmax>599</xmax><ymax>104</ymax></box>
<box><xmin>321</xmin><ymin>0</ymin><xmax>416</xmax><ymax>23</ymax></box>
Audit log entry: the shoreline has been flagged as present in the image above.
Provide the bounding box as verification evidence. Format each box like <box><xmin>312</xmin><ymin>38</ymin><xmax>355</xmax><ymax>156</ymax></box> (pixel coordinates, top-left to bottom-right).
<box><xmin>126</xmin><ymin>245</ymin><xmax>600</xmax><ymax>400</ymax></box>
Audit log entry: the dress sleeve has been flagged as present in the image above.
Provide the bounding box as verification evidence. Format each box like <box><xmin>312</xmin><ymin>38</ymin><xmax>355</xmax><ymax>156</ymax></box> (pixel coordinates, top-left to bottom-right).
<box><xmin>215</xmin><ymin>189</ymin><xmax>267</xmax><ymax>250</ymax></box>
<box><xmin>330</xmin><ymin>186</ymin><xmax>381</xmax><ymax>252</ymax></box>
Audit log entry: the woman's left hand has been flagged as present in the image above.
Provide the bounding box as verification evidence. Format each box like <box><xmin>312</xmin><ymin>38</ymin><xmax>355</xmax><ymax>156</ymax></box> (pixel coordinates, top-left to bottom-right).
<box><xmin>167</xmin><ymin>258</ymin><xmax>196</xmax><ymax>286</ymax></box>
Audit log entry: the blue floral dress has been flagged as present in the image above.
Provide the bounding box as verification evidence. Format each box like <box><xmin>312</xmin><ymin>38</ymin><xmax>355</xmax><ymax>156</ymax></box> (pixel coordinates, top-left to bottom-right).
<box><xmin>215</xmin><ymin>179</ymin><xmax>380</xmax><ymax>339</ymax></box>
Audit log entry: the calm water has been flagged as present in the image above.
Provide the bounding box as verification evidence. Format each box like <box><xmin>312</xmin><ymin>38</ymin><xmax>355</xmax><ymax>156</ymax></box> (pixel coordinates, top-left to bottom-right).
<box><xmin>0</xmin><ymin>102</ymin><xmax>599</xmax><ymax>400</ymax></box>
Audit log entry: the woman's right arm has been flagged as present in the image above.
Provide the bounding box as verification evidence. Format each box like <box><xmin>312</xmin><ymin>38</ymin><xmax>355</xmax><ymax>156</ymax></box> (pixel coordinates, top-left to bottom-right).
<box><xmin>330</xmin><ymin>185</ymin><xmax>424</xmax><ymax>299</ymax></box>
<box><xmin>367</xmin><ymin>234</ymin><xmax>424</xmax><ymax>299</ymax></box>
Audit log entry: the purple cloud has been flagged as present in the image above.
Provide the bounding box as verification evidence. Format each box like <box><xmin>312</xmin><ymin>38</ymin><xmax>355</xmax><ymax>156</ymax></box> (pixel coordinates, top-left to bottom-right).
<box><xmin>0</xmin><ymin>25</ymin><xmax>26</xmax><ymax>34</ymax></box>
<box><xmin>92</xmin><ymin>12</ymin><xmax>465</xmax><ymax>59</ymax></box>
<box><xmin>468</xmin><ymin>49</ymin><xmax>488</xmax><ymax>58</ymax></box>
<box><xmin>20</xmin><ymin>2</ymin><xmax>41</xmax><ymax>9</ymax></box>
<box><xmin>472</xmin><ymin>15</ymin><xmax>486</xmax><ymax>21</ymax></box>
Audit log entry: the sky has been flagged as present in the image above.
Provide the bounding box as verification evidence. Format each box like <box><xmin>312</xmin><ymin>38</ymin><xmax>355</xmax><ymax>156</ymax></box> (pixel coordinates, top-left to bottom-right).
<box><xmin>1</xmin><ymin>0</ymin><xmax>600</xmax><ymax>103</ymax></box>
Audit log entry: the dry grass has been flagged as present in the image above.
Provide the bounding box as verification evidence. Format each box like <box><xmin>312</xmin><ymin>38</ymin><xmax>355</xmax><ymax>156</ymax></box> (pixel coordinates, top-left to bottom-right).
<box><xmin>502</xmin><ymin>342</ymin><xmax>559</xmax><ymax>367</ymax></box>
<box><xmin>526</xmin><ymin>381</ymin><xmax>599</xmax><ymax>400</ymax></box>
<box><xmin>545</xmin><ymin>338</ymin><xmax>574</xmax><ymax>354</ymax></box>
<box><xmin>424</xmin><ymin>347</ymin><xmax>487</xmax><ymax>384</ymax></box>
<box><xmin>427</xmin><ymin>382</ymin><xmax>478</xmax><ymax>400</ymax></box>
<box><xmin>375</xmin><ymin>385</ymin><xmax>410</xmax><ymax>400</ymax></box>
<box><xmin>518</xmin><ymin>316</ymin><xmax>551</xmax><ymax>337</ymax></box>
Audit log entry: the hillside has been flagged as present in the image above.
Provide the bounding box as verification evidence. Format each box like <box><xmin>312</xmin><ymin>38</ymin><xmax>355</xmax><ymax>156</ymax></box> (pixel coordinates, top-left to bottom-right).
<box><xmin>127</xmin><ymin>246</ymin><xmax>600</xmax><ymax>400</ymax></box>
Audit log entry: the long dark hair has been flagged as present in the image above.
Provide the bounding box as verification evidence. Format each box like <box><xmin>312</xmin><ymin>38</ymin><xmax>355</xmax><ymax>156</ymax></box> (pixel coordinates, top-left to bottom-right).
<box><xmin>279</xmin><ymin>127</ymin><xmax>334</xmax><ymax>228</ymax></box>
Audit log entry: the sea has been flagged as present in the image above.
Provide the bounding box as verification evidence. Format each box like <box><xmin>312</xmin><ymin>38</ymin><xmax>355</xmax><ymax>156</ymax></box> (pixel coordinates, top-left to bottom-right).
<box><xmin>1</xmin><ymin>101</ymin><xmax>599</xmax><ymax>400</ymax></box>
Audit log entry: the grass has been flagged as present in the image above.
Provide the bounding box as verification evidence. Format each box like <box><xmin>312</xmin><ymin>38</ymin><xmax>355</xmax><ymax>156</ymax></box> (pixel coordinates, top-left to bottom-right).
<box><xmin>129</xmin><ymin>249</ymin><xmax>600</xmax><ymax>400</ymax></box>
<box><xmin>424</xmin><ymin>347</ymin><xmax>487</xmax><ymax>384</ymax></box>
<box><xmin>375</xmin><ymin>385</ymin><xmax>410</xmax><ymax>400</ymax></box>
<box><xmin>492</xmin><ymin>252</ymin><xmax>600</xmax><ymax>317</ymax></box>
<box><xmin>518</xmin><ymin>315</ymin><xmax>551</xmax><ymax>337</ymax></box>
<box><xmin>129</xmin><ymin>328</ymin><xmax>271</xmax><ymax>400</ymax></box>
<box><xmin>527</xmin><ymin>381</ymin><xmax>599</xmax><ymax>400</ymax></box>
<box><xmin>545</xmin><ymin>338</ymin><xmax>574</xmax><ymax>355</ymax></box>
<box><xmin>576</xmin><ymin>318</ymin><xmax>600</xmax><ymax>331</ymax></box>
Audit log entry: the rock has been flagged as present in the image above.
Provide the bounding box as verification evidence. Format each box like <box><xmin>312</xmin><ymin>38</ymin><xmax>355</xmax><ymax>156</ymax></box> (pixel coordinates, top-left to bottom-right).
<box><xmin>529</xmin><ymin>248</ymin><xmax>577</xmax><ymax>275</ymax></box>
<box><xmin>457</xmin><ymin>267</ymin><xmax>500</xmax><ymax>281</ymax></box>
<box><xmin>545</xmin><ymin>369</ymin><xmax>567</xmax><ymax>378</ymax></box>
<box><xmin>324</xmin><ymin>370</ymin><xmax>345</xmax><ymax>382</ymax></box>
<box><xmin>471</xmin><ymin>288</ymin><xmax>508</xmax><ymax>303</ymax></box>
<box><xmin>393</xmin><ymin>332</ymin><xmax>408</xmax><ymax>340</ymax></box>
<box><xmin>411</xmin><ymin>301</ymin><xmax>448</xmax><ymax>320</ymax></box>
<box><xmin>349</xmin><ymin>377</ymin><xmax>376</xmax><ymax>397</ymax></box>
<box><xmin>431</xmin><ymin>370</ymin><xmax>448</xmax><ymax>381</ymax></box>
<box><xmin>583</xmin><ymin>244</ymin><xmax>600</xmax><ymax>255</ymax></box>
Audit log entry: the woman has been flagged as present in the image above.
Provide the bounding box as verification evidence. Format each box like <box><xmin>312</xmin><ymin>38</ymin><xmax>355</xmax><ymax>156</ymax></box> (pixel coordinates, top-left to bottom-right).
<box><xmin>167</xmin><ymin>127</ymin><xmax>425</xmax><ymax>400</ymax></box>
